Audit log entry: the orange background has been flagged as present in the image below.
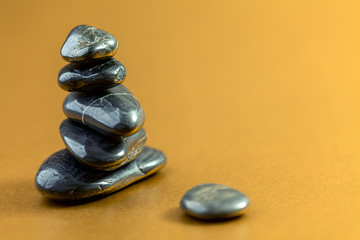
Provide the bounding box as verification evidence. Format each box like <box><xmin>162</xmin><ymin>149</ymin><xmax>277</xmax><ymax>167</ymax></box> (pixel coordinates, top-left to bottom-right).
<box><xmin>1</xmin><ymin>0</ymin><xmax>360</xmax><ymax>239</ymax></box>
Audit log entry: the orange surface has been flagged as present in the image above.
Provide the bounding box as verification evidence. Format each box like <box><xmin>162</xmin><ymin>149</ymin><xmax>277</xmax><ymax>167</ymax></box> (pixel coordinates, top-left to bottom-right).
<box><xmin>1</xmin><ymin>0</ymin><xmax>360</xmax><ymax>239</ymax></box>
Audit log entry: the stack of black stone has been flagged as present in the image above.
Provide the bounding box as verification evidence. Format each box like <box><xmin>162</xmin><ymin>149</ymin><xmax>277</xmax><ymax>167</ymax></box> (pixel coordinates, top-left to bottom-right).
<box><xmin>35</xmin><ymin>25</ymin><xmax>166</xmax><ymax>201</ymax></box>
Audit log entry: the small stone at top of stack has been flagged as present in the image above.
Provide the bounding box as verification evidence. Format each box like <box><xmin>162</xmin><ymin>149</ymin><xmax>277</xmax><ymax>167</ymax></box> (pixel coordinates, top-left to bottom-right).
<box><xmin>61</xmin><ymin>25</ymin><xmax>118</xmax><ymax>63</ymax></box>
<box><xmin>58</xmin><ymin>25</ymin><xmax>126</xmax><ymax>92</ymax></box>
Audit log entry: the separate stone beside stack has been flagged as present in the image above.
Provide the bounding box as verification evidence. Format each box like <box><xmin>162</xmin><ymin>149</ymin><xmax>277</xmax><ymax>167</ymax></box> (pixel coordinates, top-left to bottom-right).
<box><xmin>35</xmin><ymin>25</ymin><xmax>166</xmax><ymax>201</ymax></box>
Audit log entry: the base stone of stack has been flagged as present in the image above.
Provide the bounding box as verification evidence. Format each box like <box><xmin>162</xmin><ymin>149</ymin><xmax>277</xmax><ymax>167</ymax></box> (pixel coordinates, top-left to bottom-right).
<box><xmin>35</xmin><ymin>147</ymin><xmax>166</xmax><ymax>201</ymax></box>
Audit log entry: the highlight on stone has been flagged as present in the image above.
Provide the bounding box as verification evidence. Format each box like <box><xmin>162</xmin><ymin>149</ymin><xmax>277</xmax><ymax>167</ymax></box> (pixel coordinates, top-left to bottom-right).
<box><xmin>35</xmin><ymin>25</ymin><xmax>166</xmax><ymax>201</ymax></box>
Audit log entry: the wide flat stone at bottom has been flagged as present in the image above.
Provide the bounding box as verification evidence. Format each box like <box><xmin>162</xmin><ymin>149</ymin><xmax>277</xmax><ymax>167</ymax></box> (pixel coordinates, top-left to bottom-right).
<box><xmin>35</xmin><ymin>147</ymin><xmax>166</xmax><ymax>200</ymax></box>
<box><xmin>180</xmin><ymin>183</ymin><xmax>250</xmax><ymax>220</ymax></box>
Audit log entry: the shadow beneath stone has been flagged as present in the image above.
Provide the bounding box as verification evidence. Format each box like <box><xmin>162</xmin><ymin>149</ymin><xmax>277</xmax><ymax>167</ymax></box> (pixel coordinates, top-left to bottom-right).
<box><xmin>40</xmin><ymin>194</ymin><xmax>111</xmax><ymax>207</ymax></box>
<box><xmin>164</xmin><ymin>207</ymin><xmax>245</xmax><ymax>226</ymax></box>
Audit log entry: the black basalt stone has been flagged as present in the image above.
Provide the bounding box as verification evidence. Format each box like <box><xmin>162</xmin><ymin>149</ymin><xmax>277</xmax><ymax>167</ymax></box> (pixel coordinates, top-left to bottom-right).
<box><xmin>35</xmin><ymin>147</ymin><xmax>166</xmax><ymax>200</ymax></box>
<box><xmin>61</xmin><ymin>25</ymin><xmax>118</xmax><ymax>62</ymax></box>
<box><xmin>63</xmin><ymin>85</ymin><xmax>145</xmax><ymax>137</ymax></box>
<box><xmin>60</xmin><ymin>119</ymin><xmax>146</xmax><ymax>171</ymax></box>
<box><xmin>58</xmin><ymin>58</ymin><xmax>126</xmax><ymax>92</ymax></box>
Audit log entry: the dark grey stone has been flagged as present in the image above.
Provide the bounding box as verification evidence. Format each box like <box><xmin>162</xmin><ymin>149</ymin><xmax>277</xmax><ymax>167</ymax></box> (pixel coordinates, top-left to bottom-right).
<box><xmin>35</xmin><ymin>147</ymin><xmax>166</xmax><ymax>200</ymax></box>
<box><xmin>60</xmin><ymin>119</ymin><xmax>146</xmax><ymax>171</ymax></box>
<box><xmin>61</xmin><ymin>25</ymin><xmax>118</xmax><ymax>62</ymax></box>
<box><xmin>58</xmin><ymin>58</ymin><xmax>126</xmax><ymax>92</ymax></box>
<box><xmin>180</xmin><ymin>183</ymin><xmax>250</xmax><ymax>220</ymax></box>
<box><xmin>63</xmin><ymin>85</ymin><xmax>145</xmax><ymax>137</ymax></box>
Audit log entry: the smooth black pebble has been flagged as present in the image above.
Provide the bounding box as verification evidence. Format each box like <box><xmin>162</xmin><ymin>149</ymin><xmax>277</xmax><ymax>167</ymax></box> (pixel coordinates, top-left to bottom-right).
<box><xmin>60</xmin><ymin>119</ymin><xmax>146</xmax><ymax>170</ymax></box>
<box><xmin>63</xmin><ymin>85</ymin><xmax>145</xmax><ymax>137</ymax></box>
<box><xmin>61</xmin><ymin>25</ymin><xmax>118</xmax><ymax>62</ymax></box>
<box><xmin>58</xmin><ymin>58</ymin><xmax>126</xmax><ymax>92</ymax></box>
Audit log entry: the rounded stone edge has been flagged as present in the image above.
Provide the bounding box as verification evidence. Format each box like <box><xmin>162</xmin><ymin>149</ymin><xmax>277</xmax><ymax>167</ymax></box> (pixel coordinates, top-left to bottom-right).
<box><xmin>59</xmin><ymin>120</ymin><xmax>148</xmax><ymax>171</ymax></box>
<box><xmin>60</xmin><ymin>25</ymin><xmax>119</xmax><ymax>63</ymax></box>
<box><xmin>78</xmin><ymin>135</ymin><xmax>148</xmax><ymax>171</ymax></box>
<box><xmin>62</xmin><ymin>91</ymin><xmax>146</xmax><ymax>138</ymax></box>
<box><xmin>179</xmin><ymin>183</ymin><xmax>250</xmax><ymax>221</ymax></box>
<box><xmin>137</xmin><ymin>148</ymin><xmax>167</xmax><ymax>175</ymax></box>
<box><xmin>35</xmin><ymin>147</ymin><xmax>167</xmax><ymax>201</ymax></box>
<box><xmin>57</xmin><ymin>59</ymin><xmax>127</xmax><ymax>92</ymax></box>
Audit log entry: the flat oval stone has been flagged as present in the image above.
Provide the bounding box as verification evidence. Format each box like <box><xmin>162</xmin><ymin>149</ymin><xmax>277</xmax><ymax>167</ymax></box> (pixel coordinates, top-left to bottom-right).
<box><xmin>180</xmin><ymin>183</ymin><xmax>250</xmax><ymax>220</ymax></box>
<box><xmin>61</xmin><ymin>25</ymin><xmax>118</xmax><ymax>62</ymax></box>
<box><xmin>60</xmin><ymin>119</ymin><xmax>146</xmax><ymax>171</ymax></box>
<box><xmin>35</xmin><ymin>147</ymin><xmax>166</xmax><ymax>200</ymax></box>
<box><xmin>63</xmin><ymin>85</ymin><xmax>145</xmax><ymax>137</ymax></box>
<box><xmin>58</xmin><ymin>58</ymin><xmax>126</xmax><ymax>92</ymax></box>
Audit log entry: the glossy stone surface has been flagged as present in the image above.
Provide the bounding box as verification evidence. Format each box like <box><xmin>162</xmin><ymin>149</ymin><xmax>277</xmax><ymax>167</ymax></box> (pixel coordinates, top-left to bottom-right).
<box><xmin>63</xmin><ymin>85</ymin><xmax>145</xmax><ymax>137</ymax></box>
<box><xmin>35</xmin><ymin>147</ymin><xmax>166</xmax><ymax>200</ymax></box>
<box><xmin>61</xmin><ymin>25</ymin><xmax>118</xmax><ymax>62</ymax></box>
<box><xmin>58</xmin><ymin>58</ymin><xmax>126</xmax><ymax>92</ymax></box>
<box><xmin>180</xmin><ymin>183</ymin><xmax>250</xmax><ymax>220</ymax></box>
<box><xmin>60</xmin><ymin>119</ymin><xmax>146</xmax><ymax>170</ymax></box>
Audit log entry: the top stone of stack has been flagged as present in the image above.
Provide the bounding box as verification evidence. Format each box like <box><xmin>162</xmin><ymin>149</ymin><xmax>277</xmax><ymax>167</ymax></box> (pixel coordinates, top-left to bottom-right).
<box><xmin>61</xmin><ymin>25</ymin><xmax>118</xmax><ymax>62</ymax></box>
